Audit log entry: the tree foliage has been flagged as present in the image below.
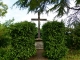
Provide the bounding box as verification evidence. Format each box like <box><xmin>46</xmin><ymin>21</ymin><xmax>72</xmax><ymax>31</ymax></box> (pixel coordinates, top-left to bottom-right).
<box><xmin>0</xmin><ymin>0</ymin><xmax>8</xmax><ymax>17</ymax></box>
<box><xmin>14</xmin><ymin>0</ymin><xmax>80</xmax><ymax>17</ymax></box>
<box><xmin>3</xmin><ymin>18</ymin><xmax>14</xmax><ymax>27</ymax></box>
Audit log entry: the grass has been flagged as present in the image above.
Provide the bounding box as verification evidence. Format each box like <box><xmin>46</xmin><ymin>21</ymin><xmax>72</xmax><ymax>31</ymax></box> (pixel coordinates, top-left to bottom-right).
<box><xmin>62</xmin><ymin>50</ymin><xmax>80</xmax><ymax>60</ymax></box>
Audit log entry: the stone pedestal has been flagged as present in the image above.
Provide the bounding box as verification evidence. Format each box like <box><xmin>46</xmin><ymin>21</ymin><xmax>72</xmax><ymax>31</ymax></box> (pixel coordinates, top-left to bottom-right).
<box><xmin>35</xmin><ymin>38</ymin><xmax>43</xmax><ymax>49</ymax></box>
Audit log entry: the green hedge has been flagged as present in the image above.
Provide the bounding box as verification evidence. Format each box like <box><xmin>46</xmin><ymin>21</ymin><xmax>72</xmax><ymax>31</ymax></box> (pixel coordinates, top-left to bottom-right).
<box><xmin>0</xmin><ymin>24</ymin><xmax>10</xmax><ymax>47</ymax></box>
<box><xmin>65</xmin><ymin>28</ymin><xmax>74</xmax><ymax>49</ymax></box>
<box><xmin>65</xmin><ymin>23</ymin><xmax>80</xmax><ymax>50</ymax></box>
<box><xmin>0</xmin><ymin>46</ymin><xmax>12</xmax><ymax>60</ymax></box>
<box><xmin>74</xmin><ymin>23</ymin><xmax>80</xmax><ymax>49</ymax></box>
<box><xmin>8</xmin><ymin>21</ymin><xmax>36</xmax><ymax>60</ymax></box>
<box><xmin>42</xmin><ymin>21</ymin><xmax>68</xmax><ymax>60</ymax></box>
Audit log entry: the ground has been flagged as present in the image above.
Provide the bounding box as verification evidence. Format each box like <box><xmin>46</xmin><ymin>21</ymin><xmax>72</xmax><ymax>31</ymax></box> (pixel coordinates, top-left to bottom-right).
<box><xmin>28</xmin><ymin>49</ymin><xmax>48</xmax><ymax>60</ymax></box>
<box><xmin>28</xmin><ymin>49</ymin><xmax>80</xmax><ymax>60</ymax></box>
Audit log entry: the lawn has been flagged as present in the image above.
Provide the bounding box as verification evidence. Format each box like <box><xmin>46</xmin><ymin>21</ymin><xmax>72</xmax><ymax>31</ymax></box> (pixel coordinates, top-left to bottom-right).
<box><xmin>62</xmin><ymin>50</ymin><xmax>80</xmax><ymax>60</ymax></box>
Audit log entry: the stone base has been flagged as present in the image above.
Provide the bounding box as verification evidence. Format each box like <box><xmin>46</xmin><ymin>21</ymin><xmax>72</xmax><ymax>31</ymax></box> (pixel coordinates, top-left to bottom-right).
<box><xmin>35</xmin><ymin>38</ymin><xmax>43</xmax><ymax>49</ymax></box>
<box><xmin>35</xmin><ymin>38</ymin><xmax>42</xmax><ymax>41</ymax></box>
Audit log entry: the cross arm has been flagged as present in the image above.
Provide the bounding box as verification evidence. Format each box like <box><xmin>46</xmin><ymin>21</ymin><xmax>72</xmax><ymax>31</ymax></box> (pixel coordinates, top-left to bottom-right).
<box><xmin>31</xmin><ymin>19</ymin><xmax>47</xmax><ymax>21</ymax></box>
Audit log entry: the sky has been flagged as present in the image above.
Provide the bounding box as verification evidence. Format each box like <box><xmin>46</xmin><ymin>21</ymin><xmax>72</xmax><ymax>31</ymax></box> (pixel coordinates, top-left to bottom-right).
<box><xmin>0</xmin><ymin>0</ymin><xmax>75</xmax><ymax>27</ymax></box>
<box><xmin>0</xmin><ymin>0</ymin><xmax>59</xmax><ymax>27</ymax></box>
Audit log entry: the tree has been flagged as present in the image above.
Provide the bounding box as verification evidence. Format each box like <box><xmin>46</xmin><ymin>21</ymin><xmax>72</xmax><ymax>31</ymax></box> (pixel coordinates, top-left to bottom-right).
<box><xmin>13</xmin><ymin>0</ymin><xmax>80</xmax><ymax>17</ymax></box>
<box><xmin>65</xmin><ymin>11</ymin><xmax>80</xmax><ymax>27</ymax></box>
<box><xmin>3</xmin><ymin>18</ymin><xmax>14</xmax><ymax>27</ymax></box>
<box><xmin>0</xmin><ymin>0</ymin><xmax>8</xmax><ymax>17</ymax></box>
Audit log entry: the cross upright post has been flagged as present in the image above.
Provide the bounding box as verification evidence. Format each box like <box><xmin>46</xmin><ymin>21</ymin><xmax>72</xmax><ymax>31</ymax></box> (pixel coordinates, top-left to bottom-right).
<box><xmin>38</xmin><ymin>12</ymin><xmax>40</xmax><ymax>38</ymax></box>
<box><xmin>31</xmin><ymin>12</ymin><xmax>47</xmax><ymax>40</ymax></box>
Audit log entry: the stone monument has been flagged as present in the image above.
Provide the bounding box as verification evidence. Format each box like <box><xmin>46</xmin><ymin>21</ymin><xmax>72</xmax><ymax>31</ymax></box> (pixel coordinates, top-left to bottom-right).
<box><xmin>31</xmin><ymin>12</ymin><xmax>47</xmax><ymax>49</ymax></box>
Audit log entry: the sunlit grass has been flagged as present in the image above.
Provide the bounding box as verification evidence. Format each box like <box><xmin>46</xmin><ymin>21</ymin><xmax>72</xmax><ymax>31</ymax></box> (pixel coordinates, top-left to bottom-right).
<box><xmin>62</xmin><ymin>50</ymin><xmax>80</xmax><ymax>60</ymax></box>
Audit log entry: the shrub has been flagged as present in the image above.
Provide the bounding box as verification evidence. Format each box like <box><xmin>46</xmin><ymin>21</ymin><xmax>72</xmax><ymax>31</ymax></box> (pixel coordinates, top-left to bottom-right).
<box><xmin>73</xmin><ymin>23</ymin><xmax>80</xmax><ymax>49</ymax></box>
<box><xmin>9</xmin><ymin>21</ymin><xmax>36</xmax><ymax>60</ymax></box>
<box><xmin>42</xmin><ymin>21</ymin><xmax>68</xmax><ymax>60</ymax></box>
<box><xmin>0</xmin><ymin>24</ymin><xmax>11</xmax><ymax>47</ymax></box>
<box><xmin>0</xmin><ymin>46</ymin><xmax>12</xmax><ymax>60</ymax></box>
<box><xmin>65</xmin><ymin>23</ymin><xmax>80</xmax><ymax>50</ymax></box>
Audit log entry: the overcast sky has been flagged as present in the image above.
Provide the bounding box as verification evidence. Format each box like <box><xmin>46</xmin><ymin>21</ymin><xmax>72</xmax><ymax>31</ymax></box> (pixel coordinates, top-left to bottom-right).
<box><xmin>0</xmin><ymin>0</ymin><xmax>75</xmax><ymax>27</ymax></box>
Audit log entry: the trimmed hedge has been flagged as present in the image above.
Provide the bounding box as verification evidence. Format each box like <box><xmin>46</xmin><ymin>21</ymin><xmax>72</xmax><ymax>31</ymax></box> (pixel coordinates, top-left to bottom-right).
<box><xmin>8</xmin><ymin>21</ymin><xmax>36</xmax><ymax>60</ymax></box>
<box><xmin>42</xmin><ymin>21</ymin><xmax>68</xmax><ymax>60</ymax></box>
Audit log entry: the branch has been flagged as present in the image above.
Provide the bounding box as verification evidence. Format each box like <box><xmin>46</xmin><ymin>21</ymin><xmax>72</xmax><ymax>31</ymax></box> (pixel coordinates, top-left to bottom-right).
<box><xmin>67</xmin><ymin>6</ymin><xmax>80</xmax><ymax>10</ymax></box>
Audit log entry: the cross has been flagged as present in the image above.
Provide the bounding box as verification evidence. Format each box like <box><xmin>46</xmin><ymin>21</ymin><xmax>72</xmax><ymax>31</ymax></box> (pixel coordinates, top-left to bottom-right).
<box><xmin>31</xmin><ymin>12</ymin><xmax>47</xmax><ymax>39</ymax></box>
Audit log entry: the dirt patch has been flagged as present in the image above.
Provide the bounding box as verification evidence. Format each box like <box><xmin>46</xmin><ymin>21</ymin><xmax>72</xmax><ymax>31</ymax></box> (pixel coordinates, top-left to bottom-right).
<box><xmin>28</xmin><ymin>49</ymin><xmax>48</xmax><ymax>60</ymax></box>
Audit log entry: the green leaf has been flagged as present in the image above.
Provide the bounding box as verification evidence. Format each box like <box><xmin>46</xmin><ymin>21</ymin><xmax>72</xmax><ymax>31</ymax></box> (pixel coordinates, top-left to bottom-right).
<box><xmin>0</xmin><ymin>1</ymin><xmax>8</xmax><ymax>17</ymax></box>
<box><xmin>76</xmin><ymin>0</ymin><xmax>80</xmax><ymax>4</ymax></box>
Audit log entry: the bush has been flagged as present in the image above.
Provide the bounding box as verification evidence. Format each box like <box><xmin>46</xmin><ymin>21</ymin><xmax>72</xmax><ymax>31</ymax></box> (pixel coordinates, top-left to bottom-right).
<box><xmin>73</xmin><ymin>23</ymin><xmax>80</xmax><ymax>49</ymax></box>
<box><xmin>65</xmin><ymin>23</ymin><xmax>80</xmax><ymax>50</ymax></box>
<box><xmin>0</xmin><ymin>46</ymin><xmax>12</xmax><ymax>60</ymax></box>
<box><xmin>8</xmin><ymin>21</ymin><xmax>36</xmax><ymax>60</ymax></box>
<box><xmin>42</xmin><ymin>21</ymin><xmax>68</xmax><ymax>60</ymax></box>
<box><xmin>0</xmin><ymin>24</ymin><xmax>11</xmax><ymax>47</ymax></box>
